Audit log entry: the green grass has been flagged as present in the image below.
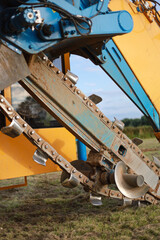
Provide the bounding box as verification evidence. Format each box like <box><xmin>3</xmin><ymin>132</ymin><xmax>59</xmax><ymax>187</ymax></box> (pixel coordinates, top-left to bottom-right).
<box><xmin>0</xmin><ymin>139</ymin><xmax>160</xmax><ymax>240</ymax></box>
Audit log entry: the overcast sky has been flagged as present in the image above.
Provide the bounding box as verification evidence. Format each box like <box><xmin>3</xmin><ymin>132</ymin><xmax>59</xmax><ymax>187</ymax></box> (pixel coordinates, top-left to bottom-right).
<box><xmin>70</xmin><ymin>54</ymin><xmax>143</xmax><ymax>121</ymax></box>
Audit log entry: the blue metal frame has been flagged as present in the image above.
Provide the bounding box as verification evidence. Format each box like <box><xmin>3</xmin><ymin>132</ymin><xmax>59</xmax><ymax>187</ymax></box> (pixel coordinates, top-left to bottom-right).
<box><xmin>87</xmin><ymin>39</ymin><xmax>160</xmax><ymax>130</ymax></box>
<box><xmin>0</xmin><ymin>0</ymin><xmax>133</xmax><ymax>54</ymax></box>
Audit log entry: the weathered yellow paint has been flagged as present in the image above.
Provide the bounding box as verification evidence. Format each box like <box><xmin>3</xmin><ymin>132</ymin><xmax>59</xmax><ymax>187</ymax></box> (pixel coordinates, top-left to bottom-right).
<box><xmin>109</xmin><ymin>0</ymin><xmax>160</xmax><ymax>115</ymax></box>
<box><xmin>0</xmin><ymin>128</ymin><xmax>77</xmax><ymax>180</ymax></box>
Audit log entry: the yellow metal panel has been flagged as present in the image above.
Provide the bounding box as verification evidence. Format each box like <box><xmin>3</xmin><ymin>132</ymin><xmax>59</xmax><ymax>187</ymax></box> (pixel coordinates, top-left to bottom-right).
<box><xmin>0</xmin><ymin>128</ymin><xmax>77</xmax><ymax>180</ymax></box>
<box><xmin>109</xmin><ymin>0</ymin><xmax>160</xmax><ymax>114</ymax></box>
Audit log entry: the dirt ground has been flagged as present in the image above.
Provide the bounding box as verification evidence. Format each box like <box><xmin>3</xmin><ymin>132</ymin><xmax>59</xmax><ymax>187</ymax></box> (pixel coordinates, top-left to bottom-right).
<box><xmin>0</xmin><ymin>138</ymin><xmax>160</xmax><ymax>240</ymax></box>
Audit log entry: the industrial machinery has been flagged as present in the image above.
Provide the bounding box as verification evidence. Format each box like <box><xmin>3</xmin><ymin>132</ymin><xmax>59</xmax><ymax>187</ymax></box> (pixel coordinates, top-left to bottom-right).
<box><xmin>0</xmin><ymin>0</ymin><xmax>160</xmax><ymax>205</ymax></box>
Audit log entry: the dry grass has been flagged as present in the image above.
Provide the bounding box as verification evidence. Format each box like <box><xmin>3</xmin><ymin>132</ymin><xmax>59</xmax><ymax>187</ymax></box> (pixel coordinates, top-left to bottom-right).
<box><xmin>0</xmin><ymin>139</ymin><xmax>160</xmax><ymax>240</ymax></box>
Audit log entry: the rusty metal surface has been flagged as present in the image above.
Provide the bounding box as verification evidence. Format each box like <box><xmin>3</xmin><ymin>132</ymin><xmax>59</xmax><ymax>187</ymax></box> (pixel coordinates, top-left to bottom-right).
<box><xmin>20</xmin><ymin>54</ymin><xmax>159</xmax><ymax>192</ymax></box>
<box><xmin>0</xmin><ymin>44</ymin><xmax>30</xmax><ymax>91</ymax></box>
<box><xmin>0</xmin><ymin>94</ymin><xmax>158</xmax><ymax>204</ymax></box>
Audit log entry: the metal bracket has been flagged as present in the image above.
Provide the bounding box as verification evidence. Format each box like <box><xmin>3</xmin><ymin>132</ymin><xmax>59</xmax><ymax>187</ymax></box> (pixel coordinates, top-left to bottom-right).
<box><xmin>33</xmin><ymin>148</ymin><xmax>48</xmax><ymax>166</ymax></box>
<box><xmin>1</xmin><ymin>119</ymin><xmax>24</xmax><ymax>138</ymax></box>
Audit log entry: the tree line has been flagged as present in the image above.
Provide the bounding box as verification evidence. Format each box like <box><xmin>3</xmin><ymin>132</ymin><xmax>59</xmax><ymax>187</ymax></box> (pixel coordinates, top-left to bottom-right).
<box><xmin>122</xmin><ymin>116</ymin><xmax>150</xmax><ymax>127</ymax></box>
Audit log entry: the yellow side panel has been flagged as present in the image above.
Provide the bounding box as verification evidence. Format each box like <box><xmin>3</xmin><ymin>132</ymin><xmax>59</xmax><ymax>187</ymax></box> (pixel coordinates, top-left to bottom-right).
<box><xmin>0</xmin><ymin>128</ymin><xmax>77</xmax><ymax>180</ymax></box>
<box><xmin>109</xmin><ymin>0</ymin><xmax>160</xmax><ymax>114</ymax></box>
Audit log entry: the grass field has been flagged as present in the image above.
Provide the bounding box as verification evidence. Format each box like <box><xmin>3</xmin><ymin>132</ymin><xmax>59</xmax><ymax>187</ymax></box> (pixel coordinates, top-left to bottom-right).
<box><xmin>0</xmin><ymin>138</ymin><xmax>160</xmax><ymax>240</ymax></box>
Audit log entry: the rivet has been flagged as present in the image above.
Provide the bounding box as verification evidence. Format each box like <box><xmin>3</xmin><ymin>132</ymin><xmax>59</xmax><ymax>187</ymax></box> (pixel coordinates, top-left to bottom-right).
<box><xmin>118</xmin><ymin>131</ymin><xmax>120</xmax><ymax>134</ymax></box>
<box><xmin>45</xmin><ymin>145</ymin><xmax>48</xmax><ymax>149</ymax></box>
<box><xmin>77</xmin><ymin>90</ymin><xmax>80</xmax><ymax>94</ymax></box>
<box><xmin>79</xmin><ymin>174</ymin><xmax>82</xmax><ymax>178</ymax></box>
<box><xmin>58</xmin><ymin>158</ymin><xmax>62</xmax><ymax>162</ymax></box>
<box><xmin>147</xmin><ymin>160</ymin><xmax>150</xmax><ymax>163</ymax></box>
<box><xmin>15</xmin><ymin>116</ymin><xmax>20</xmax><ymax>119</ymax></box>
<box><xmin>38</xmin><ymin>138</ymin><xmax>42</xmax><ymax>142</ymax></box>
<box><xmin>23</xmin><ymin>123</ymin><xmax>27</xmax><ymax>127</ymax></box>
<box><xmin>105</xmin><ymin>190</ymin><xmax>108</xmax><ymax>194</ymax></box>
<box><xmin>101</xmin><ymin>114</ymin><xmax>104</xmax><ymax>118</ymax></box>
<box><xmin>0</xmin><ymin>98</ymin><xmax>4</xmax><ymax>103</ymax></box>
<box><xmin>52</xmin><ymin>151</ymin><xmax>55</xmax><ymax>155</ymax></box>
<box><xmin>96</xmin><ymin>109</ymin><xmax>99</xmax><ymax>112</ymax></box>
<box><xmin>71</xmin><ymin>84</ymin><xmax>74</xmax><ymax>88</ymax></box>
<box><xmin>107</xmin><ymin>120</ymin><xmax>110</xmax><ymax>124</ymax></box>
<box><xmin>30</xmin><ymin>131</ymin><xmax>35</xmax><ymax>135</ymax></box>
<box><xmin>64</xmin><ymin>77</ymin><xmax>67</xmax><ymax>81</ymax></box>
<box><xmin>42</xmin><ymin>56</ymin><xmax>46</xmax><ymax>61</ymax></box>
<box><xmin>112</xmin><ymin>126</ymin><xmax>115</xmax><ymax>129</ymax></box>
<box><xmin>72</xmin><ymin>169</ymin><xmax>76</xmax><ymax>173</ymax></box>
<box><xmin>83</xmin><ymin>97</ymin><xmax>87</xmax><ymax>100</ymax></box>
<box><xmin>65</xmin><ymin>164</ymin><xmax>69</xmax><ymax>168</ymax></box>
<box><xmin>57</xmin><ymin>70</ymin><xmax>60</xmax><ymax>74</ymax></box>
<box><xmin>50</xmin><ymin>63</ymin><xmax>54</xmax><ymax>67</ymax></box>
<box><xmin>7</xmin><ymin>107</ymin><xmax>11</xmax><ymax>111</ymax></box>
<box><xmin>86</xmin><ymin>179</ymin><xmax>89</xmax><ymax>183</ymax></box>
<box><xmin>90</xmin><ymin>103</ymin><xmax>93</xmax><ymax>107</ymax></box>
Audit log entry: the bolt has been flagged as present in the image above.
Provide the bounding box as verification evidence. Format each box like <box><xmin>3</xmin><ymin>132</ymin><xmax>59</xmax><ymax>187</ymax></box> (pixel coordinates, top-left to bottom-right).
<box><xmin>50</xmin><ymin>63</ymin><xmax>54</xmax><ymax>67</ymax></box>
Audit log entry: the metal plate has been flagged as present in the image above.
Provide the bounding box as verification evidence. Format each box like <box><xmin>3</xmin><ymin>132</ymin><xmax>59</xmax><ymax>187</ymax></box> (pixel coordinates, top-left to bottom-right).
<box><xmin>0</xmin><ymin>44</ymin><xmax>30</xmax><ymax>91</ymax></box>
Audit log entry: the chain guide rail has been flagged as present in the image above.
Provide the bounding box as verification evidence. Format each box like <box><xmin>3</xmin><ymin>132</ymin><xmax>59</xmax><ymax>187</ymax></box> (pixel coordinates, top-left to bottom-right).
<box><xmin>0</xmin><ymin>62</ymin><xmax>159</xmax><ymax>205</ymax></box>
